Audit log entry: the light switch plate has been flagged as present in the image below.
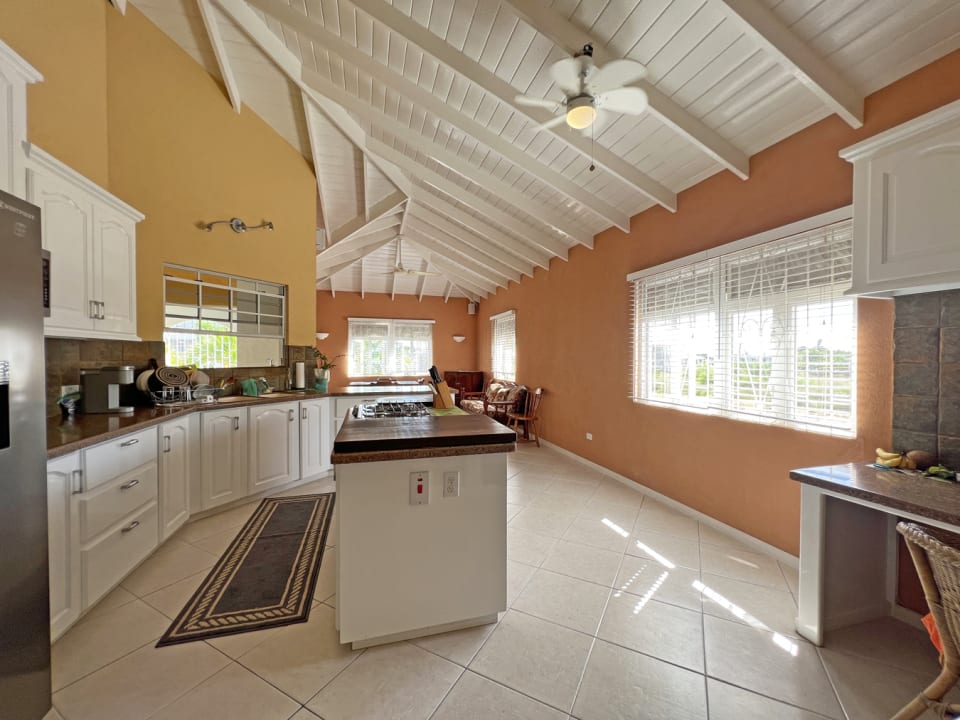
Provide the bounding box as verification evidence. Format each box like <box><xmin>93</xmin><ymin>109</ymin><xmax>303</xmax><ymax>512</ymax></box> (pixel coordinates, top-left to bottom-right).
<box><xmin>409</xmin><ymin>471</ymin><xmax>428</xmax><ymax>505</ymax></box>
<box><xmin>443</xmin><ymin>471</ymin><xmax>460</xmax><ymax>498</ymax></box>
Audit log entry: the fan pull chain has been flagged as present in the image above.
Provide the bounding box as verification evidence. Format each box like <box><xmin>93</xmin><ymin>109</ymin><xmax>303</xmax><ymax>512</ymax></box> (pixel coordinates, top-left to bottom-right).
<box><xmin>589</xmin><ymin>120</ymin><xmax>596</xmax><ymax>172</ymax></box>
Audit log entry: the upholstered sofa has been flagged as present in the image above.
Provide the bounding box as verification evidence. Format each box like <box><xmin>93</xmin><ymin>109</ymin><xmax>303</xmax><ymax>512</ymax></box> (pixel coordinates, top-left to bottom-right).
<box><xmin>460</xmin><ymin>379</ymin><xmax>527</xmax><ymax>424</ymax></box>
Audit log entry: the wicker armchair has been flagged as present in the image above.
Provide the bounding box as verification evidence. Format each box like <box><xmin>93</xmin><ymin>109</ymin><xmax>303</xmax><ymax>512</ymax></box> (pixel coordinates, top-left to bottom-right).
<box><xmin>461</xmin><ymin>379</ymin><xmax>527</xmax><ymax>424</ymax></box>
<box><xmin>893</xmin><ymin>522</ymin><xmax>960</xmax><ymax>720</ymax></box>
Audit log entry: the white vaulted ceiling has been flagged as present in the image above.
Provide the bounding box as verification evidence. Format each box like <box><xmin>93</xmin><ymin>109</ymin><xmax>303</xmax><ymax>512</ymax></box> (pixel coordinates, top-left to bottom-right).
<box><xmin>129</xmin><ymin>0</ymin><xmax>960</xmax><ymax>300</ymax></box>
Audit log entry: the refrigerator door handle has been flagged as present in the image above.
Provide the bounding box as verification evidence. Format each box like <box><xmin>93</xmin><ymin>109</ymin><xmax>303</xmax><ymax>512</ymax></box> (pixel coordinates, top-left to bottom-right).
<box><xmin>71</xmin><ymin>469</ymin><xmax>83</xmax><ymax>495</ymax></box>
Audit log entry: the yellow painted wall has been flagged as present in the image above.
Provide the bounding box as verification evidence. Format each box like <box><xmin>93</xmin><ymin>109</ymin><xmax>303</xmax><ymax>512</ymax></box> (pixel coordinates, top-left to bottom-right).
<box><xmin>0</xmin><ymin>0</ymin><xmax>317</xmax><ymax>344</ymax></box>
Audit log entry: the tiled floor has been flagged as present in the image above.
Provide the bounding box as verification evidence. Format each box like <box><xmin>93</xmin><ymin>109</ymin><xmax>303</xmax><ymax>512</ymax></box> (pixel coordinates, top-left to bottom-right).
<box><xmin>49</xmin><ymin>444</ymin><xmax>942</xmax><ymax>720</ymax></box>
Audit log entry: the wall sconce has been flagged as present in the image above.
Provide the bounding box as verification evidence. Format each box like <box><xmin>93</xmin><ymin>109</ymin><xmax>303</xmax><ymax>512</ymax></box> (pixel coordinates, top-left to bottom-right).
<box><xmin>316</xmin><ymin>332</ymin><xmax>330</xmax><ymax>341</ymax></box>
<box><xmin>199</xmin><ymin>217</ymin><xmax>274</xmax><ymax>233</ymax></box>
<box><xmin>452</xmin><ymin>335</ymin><xmax>466</xmax><ymax>343</ymax></box>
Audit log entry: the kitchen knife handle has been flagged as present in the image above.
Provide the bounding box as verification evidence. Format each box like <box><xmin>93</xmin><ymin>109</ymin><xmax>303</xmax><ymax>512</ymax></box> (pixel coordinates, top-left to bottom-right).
<box><xmin>71</xmin><ymin>469</ymin><xmax>83</xmax><ymax>495</ymax></box>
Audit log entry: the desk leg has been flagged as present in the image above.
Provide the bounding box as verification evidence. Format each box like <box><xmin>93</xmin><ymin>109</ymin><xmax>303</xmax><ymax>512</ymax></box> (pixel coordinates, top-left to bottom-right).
<box><xmin>796</xmin><ymin>484</ymin><xmax>826</xmax><ymax>646</ymax></box>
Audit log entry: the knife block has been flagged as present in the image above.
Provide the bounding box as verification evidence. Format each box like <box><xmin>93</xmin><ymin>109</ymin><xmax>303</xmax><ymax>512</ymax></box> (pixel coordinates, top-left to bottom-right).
<box><xmin>433</xmin><ymin>381</ymin><xmax>456</xmax><ymax>409</ymax></box>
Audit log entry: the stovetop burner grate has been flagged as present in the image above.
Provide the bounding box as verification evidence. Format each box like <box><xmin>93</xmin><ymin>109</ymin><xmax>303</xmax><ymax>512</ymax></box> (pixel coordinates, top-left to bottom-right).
<box><xmin>355</xmin><ymin>401</ymin><xmax>430</xmax><ymax>418</ymax></box>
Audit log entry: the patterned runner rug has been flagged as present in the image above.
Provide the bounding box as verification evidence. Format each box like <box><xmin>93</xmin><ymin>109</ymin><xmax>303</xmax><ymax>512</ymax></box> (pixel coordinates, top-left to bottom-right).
<box><xmin>157</xmin><ymin>493</ymin><xmax>334</xmax><ymax>646</ymax></box>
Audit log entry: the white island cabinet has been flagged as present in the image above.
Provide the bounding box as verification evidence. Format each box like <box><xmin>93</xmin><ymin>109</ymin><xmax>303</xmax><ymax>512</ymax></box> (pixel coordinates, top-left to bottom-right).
<box><xmin>248</xmin><ymin>401</ymin><xmax>300</xmax><ymax>495</ymax></box>
<box><xmin>841</xmin><ymin>98</ymin><xmax>960</xmax><ymax>296</ymax></box>
<box><xmin>47</xmin><ymin>452</ymin><xmax>81</xmax><ymax>641</ymax></box>
<box><xmin>200</xmin><ymin>409</ymin><xmax>248</xmax><ymax>511</ymax></box>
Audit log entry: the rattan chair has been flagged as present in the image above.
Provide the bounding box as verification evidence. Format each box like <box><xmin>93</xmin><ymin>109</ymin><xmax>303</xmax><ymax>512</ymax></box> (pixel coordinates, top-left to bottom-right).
<box><xmin>507</xmin><ymin>387</ymin><xmax>542</xmax><ymax>447</ymax></box>
<box><xmin>893</xmin><ymin>522</ymin><xmax>960</xmax><ymax>720</ymax></box>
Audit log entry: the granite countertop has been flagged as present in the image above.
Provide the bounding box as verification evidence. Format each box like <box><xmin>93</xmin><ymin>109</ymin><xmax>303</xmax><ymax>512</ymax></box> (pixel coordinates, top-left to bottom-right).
<box><xmin>790</xmin><ymin>463</ymin><xmax>960</xmax><ymax>526</ymax></box>
<box><xmin>46</xmin><ymin>384</ymin><xmax>435</xmax><ymax>459</ymax></box>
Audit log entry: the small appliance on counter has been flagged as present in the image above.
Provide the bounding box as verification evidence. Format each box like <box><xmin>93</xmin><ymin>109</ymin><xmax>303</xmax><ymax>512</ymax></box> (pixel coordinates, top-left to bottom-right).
<box><xmin>80</xmin><ymin>365</ymin><xmax>136</xmax><ymax>414</ymax></box>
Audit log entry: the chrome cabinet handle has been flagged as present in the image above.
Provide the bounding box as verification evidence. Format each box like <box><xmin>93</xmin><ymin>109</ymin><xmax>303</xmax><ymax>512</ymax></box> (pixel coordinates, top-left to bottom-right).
<box><xmin>100</xmin><ymin>301</ymin><xmax>106</xmax><ymax>319</ymax></box>
<box><xmin>289</xmin><ymin>409</ymin><xmax>295</xmax><ymax>422</ymax></box>
<box><xmin>71</xmin><ymin>469</ymin><xmax>83</xmax><ymax>495</ymax></box>
<box><xmin>120</xmin><ymin>438</ymin><xmax>140</xmax><ymax>447</ymax></box>
<box><xmin>302</xmin><ymin>407</ymin><xmax>307</xmax><ymax>420</ymax></box>
<box><xmin>120</xmin><ymin>478</ymin><xmax>140</xmax><ymax>490</ymax></box>
<box><xmin>163</xmin><ymin>435</ymin><xmax>171</xmax><ymax>453</ymax></box>
<box><xmin>97</xmin><ymin>301</ymin><xmax>104</xmax><ymax>319</ymax></box>
<box><xmin>233</xmin><ymin>416</ymin><xmax>240</xmax><ymax>430</ymax></box>
<box><xmin>121</xmin><ymin>520</ymin><xmax>140</xmax><ymax>533</ymax></box>
<box><xmin>89</xmin><ymin>300</ymin><xmax>98</xmax><ymax>319</ymax></box>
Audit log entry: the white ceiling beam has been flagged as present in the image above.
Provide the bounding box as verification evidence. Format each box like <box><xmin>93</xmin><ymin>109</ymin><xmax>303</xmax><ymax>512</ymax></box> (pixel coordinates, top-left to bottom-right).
<box><xmin>330</xmin><ymin>191</ymin><xmax>406</xmax><ymax>244</ymax></box>
<box><xmin>406</xmin><ymin>216</ymin><xmax>521</xmax><ymax>284</ymax></box>
<box><xmin>714</xmin><ymin>0</ymin><xmax>863</xmax><ymax>128</ymax></box>
<box><xmin>360</xmin><ymin>254</ymin><xmax>365</xmax><ymax>299</ymax></box>
<box><xmin>411</xmin><ymin>206</ymin><xmax>534</xmax><ymax>278</ymax></box>
<box><xmin>329</xmin><ymin>271</ymin><xmax>336</xmax><ymax>297</ymax></box>
<box><xmin>399</xmin><ymin>201</ymin><xmax>411</xmax><ymax>235</ymax></box>
<box><xmin>406</xmin><ymin>234</ymin><xmax>510</xmax><ymax>290</ymax></box>
<box><xmin>253</xmin><ymin>0</ymin><xmax>627</xmax><ymax>233</ymax></box>
<box><xmin>344</xmin><ymin>0</ymin><xmax>683</xmax><ymax>204</ymax></box>
<box><xmin>443</xmin><ymin>281</ymin><xmax>453</xmax><ymax>303</ymax></box>
<box><xmin>108</xmin><ymin>0</ymin><xmax>127</xmax><ymax>14</ymax></box>
<box><xmin>502</xmin><ymin>0</ymin><xmax>750</xmax><ymax>180</ymax></box>
<box><xmin>213</xmin><ymin>0</ymin><xmax>411</xmax><ymax>196</ymax></box>
<box><xmin>362</xmin><ymin>155</ymin><xmax>371</xmax><ymax>222</ymax></box>
<box><xmin>302</xmin><ymin>91</ymin><xmax>334</xmax><ymax>247</ymax></box>
<box><xmin>329</xmin><ymin>211</ymin><xmax>401</xmax><ymax>247</ymax></box>
<box><xmin>410</xmin><ymin>188</ymin><xmax>552</xmax><ymax>270</ymax></box>
<box><xmin>408</xmin><ymin>217</ymin><xmax>520</xmax><ymax>287</ymax></box>
<box><xmin>197</xmin><ymin>0</ymin><xmax>242</xmax><ymax>113</ymax></box>
<box><xmin>391</xmin><ymin>266</ymin><xmax>398</xmax><ymax>301</ymax></box>
<box><xmin>416</xmin><ymin>258</ymin><xmax>428</xmax><ymax>302</ymax></box>
<box><xmin>367</xmin><ymin>138</ymin><xmax>570</xmax><ymax>260</ymax></box>
<box><xmin>406</xmin><ymin>238</ymin><xmax>493</xmax><ymax>299</ymax></box>
<box><xmin>316</xmin><ymin>228</ymin><xmax>401</xmax><ymax>265</ymax></box>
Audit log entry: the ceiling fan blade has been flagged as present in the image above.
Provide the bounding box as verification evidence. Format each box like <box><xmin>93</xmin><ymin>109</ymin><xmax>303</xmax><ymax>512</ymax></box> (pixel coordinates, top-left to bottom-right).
<box><xmin>587</xmin><ymin>59</ymin><xmax>648</xmax><ymax>95</ymax></box>
<box><xmin>596</xmin><ymin>86</ymin><xmax>649</xmax><ymax>115</ymax></box>
<box><xmin>537</xmin><ymin>114</ymin><xmax>570</xmax><ymax>131</ymax></box>
<box><xmin>514</xmin><ymin>95</ymin><xmax>560</xmax><ymax>111</ymax></box>
<box><xmin>549</xmin><ymin>57</ymin><xmax>582</xmax><ymax>95</ymax></box>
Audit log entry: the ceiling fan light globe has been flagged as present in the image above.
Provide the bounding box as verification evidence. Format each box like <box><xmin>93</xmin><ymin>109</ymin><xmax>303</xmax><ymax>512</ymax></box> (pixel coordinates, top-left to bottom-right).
<box><xmin>565</xmin><ymin>96</ymin><xmax>596</xmax><ymax>129</ymax></box>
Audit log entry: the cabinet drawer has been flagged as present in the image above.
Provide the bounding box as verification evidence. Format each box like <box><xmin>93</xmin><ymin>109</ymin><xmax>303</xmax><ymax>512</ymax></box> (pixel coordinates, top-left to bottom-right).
<box><xmin>77</xmin><ymin>463</ymin><xmax>157</xmax><ymax>543</ymax></box>
<box><xmin>81</xmin><ymin>503</ymin><xmax>158</xmax><ymax>609</ymax></box>
<box><xmin>84</xmin><ymin>427</ymin><xmax>158</xmax><ymax>490</ymax></box>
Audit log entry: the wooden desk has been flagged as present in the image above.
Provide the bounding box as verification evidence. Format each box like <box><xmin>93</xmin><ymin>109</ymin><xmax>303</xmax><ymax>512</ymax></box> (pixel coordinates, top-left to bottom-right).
<box><xmin>790</xmin><ymin>463</ymin><xmax>960</xmax><ymax>646</ymax></box>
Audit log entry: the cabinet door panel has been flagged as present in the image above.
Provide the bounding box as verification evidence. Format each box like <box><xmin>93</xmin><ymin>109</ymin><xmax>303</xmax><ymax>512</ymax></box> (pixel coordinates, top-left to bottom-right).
<box><xmin>201</xmin><ymin>411</ymin><xmax>247</xmax><ymax>510</ymax></box>
<box><xmin>160</xmin><ymin>419</ymin><xmax>191</xmax><ymax>540</ymax></box>
<box><xmin>47</xmin><ymin>453</ymin><xmax>81</xmax><ymax>641</ymax></box>
<box><xmin>93</xmin><ymin>209</ymin><xmax>137</xmax><ymax>336</ymax></box>
<box><xmin>300</xmin><ymin>400</ymin><xmax>325</xmax><ymax>480</ymax></box>
<box><xmin>249</xmin><ymin>403</ymin><xmax>299</xmax><ymax>494</ymax></box>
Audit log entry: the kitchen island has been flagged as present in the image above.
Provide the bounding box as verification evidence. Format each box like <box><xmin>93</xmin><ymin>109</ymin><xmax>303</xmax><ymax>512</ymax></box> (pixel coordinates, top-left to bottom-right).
<box><xmin>332</xmin><ymin>408</ymin><xmax>516</xmax><ymax>649</ymax></box>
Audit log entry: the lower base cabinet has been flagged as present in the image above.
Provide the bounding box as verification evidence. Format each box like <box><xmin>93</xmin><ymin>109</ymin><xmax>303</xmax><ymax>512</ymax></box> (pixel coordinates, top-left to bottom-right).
<box><xmin>159</xmin><ymin>417</ymin><xmax>191</xmax><ymax>540</ymax></box>
<box><xmin>248</xmin><ymin>402</ymin><xmax>300</xmax><ymax>495</ymax></box>
<box><xmin>200</xmin><ymin>409</ymin><xmax>248</xmax><ymax>511</ymax></box>
<box><xmin>47</xmin><ymin>453</ymin><xmax>81</xmax><ymax>641</ymax></box>
<box><xmin>80</xmin><ymin>501</ymin><xmax>158</xmax><ymax>608</ymax></box>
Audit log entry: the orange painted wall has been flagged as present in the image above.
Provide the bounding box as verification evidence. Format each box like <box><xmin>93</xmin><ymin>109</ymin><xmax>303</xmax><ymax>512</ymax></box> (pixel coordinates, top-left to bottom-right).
<box><xmin>479</xmin><ymin>50</ymin><xmax>960</xmax><ymax>555</ymax></box>
<box><xmin>315</xmin><ymin>292</ymin><xmax>478</xmax><ymax>387</ymax></box>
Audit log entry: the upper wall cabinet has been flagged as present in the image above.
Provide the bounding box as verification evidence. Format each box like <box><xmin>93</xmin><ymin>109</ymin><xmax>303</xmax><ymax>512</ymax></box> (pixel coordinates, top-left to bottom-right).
<box><xmin>841</xmin><ymin>99</ymin><xmax>960</xmax><ymax>297</ymax></box>
<box><xmin>0</xmin><ymin>41</ymin><xmax>42</xmax><ymax>198</ymax></box>
<box><xmin>24</xmin><ymin>144</ymin><xmax>144</xmax><ymax>340</ymax></box>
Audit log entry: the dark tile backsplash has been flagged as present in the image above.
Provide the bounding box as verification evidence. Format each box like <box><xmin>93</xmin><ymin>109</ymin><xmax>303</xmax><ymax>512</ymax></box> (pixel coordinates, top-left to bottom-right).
<box><xmin>893</xmin><ymin>290</ymin><xmax>960</xmax><ymax>468</ymax></box>
<box><xmin>45</xmin><ymin>339</ymin><xmax>316</xmax><ymax>417</ymax></box>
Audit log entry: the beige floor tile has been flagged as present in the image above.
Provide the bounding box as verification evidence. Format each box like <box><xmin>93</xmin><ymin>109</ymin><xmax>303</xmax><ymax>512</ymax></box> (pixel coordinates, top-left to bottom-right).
<box><xmin>506</xmin><ymin>503</ymin><xmax>523</xmax><ymax>522</ymax></box>
<box><xmin>540</xmin><ymin>479</ymin><xmax>597</xmax><ymax>502</ymax></box>
<box><xmin>307</xmin><ymin>642</ymin><xmax>461</xmax><ymax>720</ymax></box>
<box><xmin>703</xmin><ymin>615</ymin><xmax>843</xmax><ymax>719</ymax></box>
<box><xmin>43</xmin><ymin>707</ymin><xmax>64</xmax><ymax>720</ymax></box>
<box><xmin>507</xmin><ymin>527</ymin><xmax>558</xmax><ymax>567</ymax></box>
<box><xmin>529</xmin><ymin>490</ymin><xmax>590</xmax><ymax>515</ymax></box>
<box><xmin>633</xmin><ymin>499</ymin><xmax>700</xmax><ymax>539</ymax></box>
<box><xmin>707</xmin><ymin>678</ymin><xmax>830</xmax><ymax>719</ymax></box>
<box><xmin>780</xmin><ymin>561</ymin><xmax>800</xmax><ymax>598</ymax></box>
<box><xmin>288</xmin><ymin>709</ymin><xmax>323</xmax><ymax>720</ymax></box>
<box><xmin>190</xmin><ymin>525</ymin><xmax>240</xmax><ymax>556</ymax></box>
<box><xmin>432</xmin><ymin>671</ymin><xmax>566</xmax><ymax>720</ymax></box>
<box><xmin>699</xmin><ymin>544</ymin><xmax>788</xmax><ymax>589</ymax></box>
<box><xmin>561</xmin><ymin>515</ymin><xmax>631</xmax><ymax>553</ymax></box>
<box><xmin>541</xmin><ymin>539</ymin><xmax>623</xmax><ymax>586</ymax></box>
<box><xmin>121</xmin><ymin>541</ymin><xmax>218</xmax><ymax>597</ymax></box>
<box><xmin>513</xmin><ymin>569</ymin><xmax>610</xmax><ymax>635</ymax></box>
<box><xmin>509</xmin><ymin>507</ymin><xmax>576</xmax><ymax>538</ymax></box>
<box><xmin>238</xmin><ymin>604</ymin><xmax>360</xmax><ymax>704</ymax></box>
<box><xmin>573</xmin><ymin>639</ymin><xmax>707</xmax><ymax>720</ymax></box>
<box><xmin>149</xmin><ymin>662</ymin><xmax>300</xmax><ymax>720</ymax></box>
<box><xmin>698</xmin><ymin>522</ymin><xmax>759</xmax><ymax>551</ymax></box>
<box><xmin>822</xmin><ymin>617</ymin><xmax>940</xmax><ymax>676</ymax></box>
<box><xmin>52</xmin><ymin>599</ymin><xmax>169</xmax><ymax>691</ymax></box>
<box><xmin>409</xmin><ymin>620</ymin><xmax>497</xmax><ymax>666</ymax></box>
<box><xmin>588</xmin><ymin>480</ymin><xmax>646</xmax><ymax>508</ymax></box>
<box><xmin>506</xmin><ymin>560</ymin><xmax>537</xmax><ymax>605</ymax></box>
<box><xmin>312</xmin><ymin>547</ymin><xmax>337</xmax><ymax>602</ymax></box>
<box><xmin>53</xmin><ymin>637</ymin><xmax>229</xmax><ymax>720</ymax></box>
<box><xmin>506</xmin><ymin>485</ymin><xmax>544</xmax><ymax>506</ymax></box>
<box><xmin>272</xmin><ymin>479</ymin><xmax>334</xmax><ymax>497</ymax></box>
<box><xmin>614</xmin><ymin>556</ymin><xmax>702</xmax><ymax>611</ymax></box>
<box><xmin>174</xmin><ymin>502</ymin><xmax>258</xmax><ymax>544</ymax></box>
<box><xmin>469</xmin><ymin>610</ymin><xmax>592</xmax><ymax>712</ymax></box>
<box><xmin>141</xmin><ymin>570</ymin><xmax>208</xmax><ymax>619</ymax></box>
<box><xmin>627</xmin><ymin>530</ymin><xmax>701</xmax><ymax>571</ymax></box>
<box><xmin>699</xmin><ymin>572</ymin><xmax>799</xmax><ymax>638</ymax></box>
<box><xmin>74</xmin><ymin>585</ymin><xmax>137</xmax><ymax>625</ymax></box>
<box><xmin>205</xmin><ymin>623</ymin><xmax>289</xmax><ymax>660</ymax></box>
<box><xmin>576</xmin><ymin>499</ymin><xmax>641</xmax><ymax>530</ymax></box>
<box><xmin>599</xmin><ymin>593</ymin><xmax>704</xmax><ymax>671</ymax></box>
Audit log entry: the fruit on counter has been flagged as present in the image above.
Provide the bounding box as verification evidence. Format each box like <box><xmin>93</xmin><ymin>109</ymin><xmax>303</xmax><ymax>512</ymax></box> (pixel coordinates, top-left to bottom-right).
<box><xmin>906</xmin><ymin>450</ymin><xmax>937</xmax><ymax>470</ymax></box>
<box><xmin>925</xmin><ymin>466</ymin><xmax>958</xmax><ymax>481</ymax></box>
<box><xmin>874</xmin><ymin>448</ymin><xmax>917</xmax><ymax>469</ymax></box>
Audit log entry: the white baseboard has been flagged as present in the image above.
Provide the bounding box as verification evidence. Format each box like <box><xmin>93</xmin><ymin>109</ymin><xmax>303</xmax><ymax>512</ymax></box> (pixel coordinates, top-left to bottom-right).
<box><xmin>890</xmin><ymin>603</ymin><xmax>925</xmax><ymax>631</ymax></box>
<box><xmin>537</xmin><ymin>439</ymin><xmax>799</xmax><ymax>569</ymax></box>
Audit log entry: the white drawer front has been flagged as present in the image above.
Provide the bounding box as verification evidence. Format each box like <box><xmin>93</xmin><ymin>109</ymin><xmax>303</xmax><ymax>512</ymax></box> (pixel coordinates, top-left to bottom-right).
<box><xmin>77</xmin><ymin>463</ymin><xmax>158</xmax><ymax>543</ymax></box>
<box><xmin>81</xmin><ymin>503</ymin><xmax>158</xmax><ymax>609</ymax></box>
<box><xmin>84</xmin><ymin>427</ymin><xmax>158</xmax><ymax>490</ymax></box>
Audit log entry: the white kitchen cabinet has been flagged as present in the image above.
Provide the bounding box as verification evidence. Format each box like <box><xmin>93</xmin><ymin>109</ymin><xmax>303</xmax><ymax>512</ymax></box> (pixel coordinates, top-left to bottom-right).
<box><xmin>159</xmin><ymin>417</ymin><xmax>192</xmax><ymax>541</ymax></box>
<box><xmin>248</xmin><ymin>401</ymin><xmax>300</xmax><ymax>494</ymax></box>
<box><xmin>0</xmin><ymin>41</ymin><xmax>41</xmax><ymax>198</ymax></box>
<box><xmin>841</xmin><ymin>99</ymin><xmax>960</xmax><ymax>296</ymax></box>
<box><xmin>24</xmin><ymin>144</ymin><xmax>143</xmax><ymax>340</ymax></box>
<box><xmin>200</xmin><ymin>409</ymin><xmax>248</xmax><ymax>510</ymax></box>
<box><xmin>47</xmin><ymin>453</ymin><xmax>81</xmax><ymax>641</ymax></box>
<box><xmin>300</xmin><ymin>398</ymin><xmax>333</xmax><ymax>480</ymax></box>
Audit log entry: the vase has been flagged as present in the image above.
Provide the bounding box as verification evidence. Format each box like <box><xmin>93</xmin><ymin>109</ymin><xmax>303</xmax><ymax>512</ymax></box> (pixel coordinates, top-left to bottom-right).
<box><xmin>315</xmin><ymin>368</ymin><xmax>330</xmax><ymax>393</ymax></box>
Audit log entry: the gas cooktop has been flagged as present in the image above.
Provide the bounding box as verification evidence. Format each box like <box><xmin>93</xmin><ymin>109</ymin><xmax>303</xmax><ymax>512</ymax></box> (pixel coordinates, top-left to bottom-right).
<box><xmin>352</xmin><ymin>400</ymin><xmax>431</xmax><ymax>419</ymax></box>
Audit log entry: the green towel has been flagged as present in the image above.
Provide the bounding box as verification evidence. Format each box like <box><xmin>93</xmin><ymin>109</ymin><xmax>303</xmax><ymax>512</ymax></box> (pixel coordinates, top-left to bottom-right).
<box><xmin>429</xmin><ymin>407</ymin><xmax>468</xmax><ymax>416</ymax></box>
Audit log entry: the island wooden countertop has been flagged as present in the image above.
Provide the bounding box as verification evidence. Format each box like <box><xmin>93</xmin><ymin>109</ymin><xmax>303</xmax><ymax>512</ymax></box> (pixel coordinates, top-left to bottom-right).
<box><xmin>790</xmin><ymin>463</ymin><xmax>960</xmax><ymax>527</ymax></box>
<box><xmin>332</xmin><ymin>413</ymin><xmax>517</xmax><ymax>462</ymax></box>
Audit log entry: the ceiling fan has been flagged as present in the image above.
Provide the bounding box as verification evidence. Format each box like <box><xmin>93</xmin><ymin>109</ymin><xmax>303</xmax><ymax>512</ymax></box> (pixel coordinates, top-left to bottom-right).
<box><xmin>389</xmin><ymin>237</ymin><xmax>440</xmax><ymax>276</ymax></box>
<box><xmin>515</xmin><ymin>44</ymin><xmax>649</xmax><ymax>132</ymax></box>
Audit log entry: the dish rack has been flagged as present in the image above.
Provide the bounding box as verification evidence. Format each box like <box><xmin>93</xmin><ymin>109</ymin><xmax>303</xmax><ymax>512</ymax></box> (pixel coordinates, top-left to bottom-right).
<box><xmin>148</xmin><ymin>385</ymin><xmax>222</xmax><ymax>407</ymax></box>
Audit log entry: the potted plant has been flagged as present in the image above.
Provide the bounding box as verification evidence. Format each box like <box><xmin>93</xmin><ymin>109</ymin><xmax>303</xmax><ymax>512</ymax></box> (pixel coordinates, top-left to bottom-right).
<box><xmin>313</xmin><ymin>349</ymin><xmax>342</xmax><ymax>392</ymax></box>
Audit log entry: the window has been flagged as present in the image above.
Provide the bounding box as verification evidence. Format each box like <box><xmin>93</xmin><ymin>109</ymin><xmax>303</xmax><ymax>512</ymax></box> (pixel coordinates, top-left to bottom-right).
<box><xmin>490</xmin><ymin>310</ymin><xmax>516</xmax><ymax>381</ymax></box>
<box><xmin>163</xmin><ymin>265</ymin><xmax>286</xmax><ymax>369</ymax></box>
<box><xmin>629</xmin><ymin>211</ymin><xmax>856</xmax><ymax>436</ymax></box>
<box><xmin>347</xmin><ymin>318</ymin><xmax>434</xmax><ymax>377</ymax></box>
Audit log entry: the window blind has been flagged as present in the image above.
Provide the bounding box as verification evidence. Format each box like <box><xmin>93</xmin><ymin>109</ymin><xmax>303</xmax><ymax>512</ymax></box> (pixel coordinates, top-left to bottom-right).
<box><xmin>631</xmin><ymin>217</ymin><xmax>855</xmax><ymax>436</ymax></box>
<box><xmin>347</xmin><ymin>318</ymin><xmax>434</xmax><ymax>377</ymax></box>
<box><xmin>491</xmin><ymin>310</ymin><xmax>516</xmax><ymax>381</ymax></box>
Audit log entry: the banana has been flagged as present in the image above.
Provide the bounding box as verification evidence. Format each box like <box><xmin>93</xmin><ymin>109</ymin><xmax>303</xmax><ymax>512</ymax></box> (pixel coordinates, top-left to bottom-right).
<box><xmin>876</xmin><ymin>448</ymin><xmax>901</xmax><ymax>461</ymax></box>
<box><xmin>876</xmin><ymin>454</ymin><xmax>903</xmax><ymax>468</ymax></box>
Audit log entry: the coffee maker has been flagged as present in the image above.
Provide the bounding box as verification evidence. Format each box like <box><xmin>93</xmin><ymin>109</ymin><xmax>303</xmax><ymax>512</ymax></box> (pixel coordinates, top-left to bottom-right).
<box><xmin>80</xmin><ymin>365</ymin><xmax>135</xmax><ymax>414</ymax></box>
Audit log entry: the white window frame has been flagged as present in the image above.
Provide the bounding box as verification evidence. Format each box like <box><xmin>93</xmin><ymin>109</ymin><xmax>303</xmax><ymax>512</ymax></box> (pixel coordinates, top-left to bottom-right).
<box><xmin>628</xmin><ymin>207</ymin><xmax>856</xmax><ymax>437</ymax></box>
<box><xmin>346</xmin><ymin>317</ymin><xmax>435</xmax><ymax>377</ymax></box>
<box><xmin>490</xmin><ymin>309</ymin><xmax>517</xmax><ymax>381</ymax></box>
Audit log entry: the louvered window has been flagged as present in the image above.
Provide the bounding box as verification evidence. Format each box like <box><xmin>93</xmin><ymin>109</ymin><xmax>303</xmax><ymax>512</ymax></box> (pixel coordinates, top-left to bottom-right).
<box><xmin>491</xmin><ymin>310</ymin><xmax>517</xmax><ymax>381</ymax></box>
<box><xmin>347</xmin><ymin>318</ymin><xmax>434</xmax><ymax>377</ymax></box>
<box><xmin>629</xmin><ymin>211</ymin><xmax>855</xmax><ymax>436</ymax></box>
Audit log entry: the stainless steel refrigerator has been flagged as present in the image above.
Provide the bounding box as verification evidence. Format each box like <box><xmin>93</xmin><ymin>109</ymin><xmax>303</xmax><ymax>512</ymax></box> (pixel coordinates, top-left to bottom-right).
<box><xmin>0</xmin><ymin>189</ymin><xmax>51</xmax><ymax>719</ymax></box>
